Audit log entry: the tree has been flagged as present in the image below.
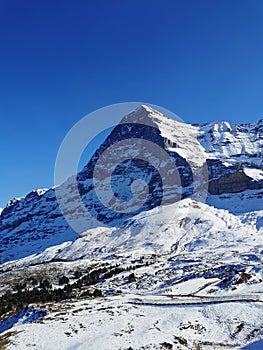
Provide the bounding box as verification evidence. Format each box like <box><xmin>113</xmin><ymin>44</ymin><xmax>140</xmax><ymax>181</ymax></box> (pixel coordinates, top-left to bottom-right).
<box><xmin>59</xmin><ymin>276</ymin><xmax>69</xmax><ymax>285</ymax></box>
<box><xmin>128</xmin><ymin>273</ymin><xmax>136</xmax><ymax>283</ymax></box>
<box><xmin>93</xmin><ymin>289</ymin><xmax>102</xmax><ymax>297</ymax></box>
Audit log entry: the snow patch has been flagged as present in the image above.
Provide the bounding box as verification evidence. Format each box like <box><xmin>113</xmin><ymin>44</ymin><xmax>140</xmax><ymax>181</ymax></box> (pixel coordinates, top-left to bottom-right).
<box><xmin>243</xmin><ymin>168</ymin><xmax>263</xmax><ymax>181</ymax></box>
<box><xmin>0</xmin><ymin>307</ymin><xmax>47</xmax><ymax>335</ymax></box>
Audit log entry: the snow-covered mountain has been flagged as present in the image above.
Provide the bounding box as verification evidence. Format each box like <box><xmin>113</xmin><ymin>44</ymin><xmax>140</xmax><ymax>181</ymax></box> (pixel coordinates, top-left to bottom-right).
<box><xmin>0</xmin><ymin>105</ymin><xmax>263</xmax><ymax>349</ymax></box>
<box><xmin>0</xmin><ymin>105</ymin><xmax>263</xmax><ymax>264</ymax></box>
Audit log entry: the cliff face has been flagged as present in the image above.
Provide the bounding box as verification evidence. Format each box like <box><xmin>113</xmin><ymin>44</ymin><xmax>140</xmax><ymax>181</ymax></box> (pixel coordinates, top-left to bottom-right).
<box><xmin>76</xmin><ymin>109</ymin><xmax>196</xmax><ymax>226</ymax></box>
<box><xmin>209</xmin><ymin>170</ymin><xmax>252</xmax><ymax>194</ymax></box>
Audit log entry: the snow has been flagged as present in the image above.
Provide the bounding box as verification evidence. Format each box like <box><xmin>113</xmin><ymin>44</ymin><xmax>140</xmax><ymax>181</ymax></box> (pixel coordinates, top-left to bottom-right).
<box><xmin>4</xmin><ymin>295</ymin><xmax>263</xmax><ymax>350</ymax></box>
<box><xmin>207</xmin><ymin>189</ymin><xmax>263</xmax><ymax>214</ymax></box>
<box><xmin>1</xmin><ymin>105</ymin><xmax>263</xmax><ymax>263</ymax></box>
<box><xmin>0</xmin><ymin>197</ymin><xmax>262</xmax><ymax>349</ymax></box>
<box><xmin>198</xmin><ymin>119</ymin><xmax>263</xmax><ymax>168</ymax></box>
<box><xmin>1</xmin><ymin>198</ymin><xmax>261</xmax><ymax>270</ymax></box>
<box><xmin>243</xmin><ymin>168</ymin><xmax>263</xmax><ymax>181</ymax></box>
<box><xmin>242</xmin><ymin>340</ymin><xmax>263</xmax><ymax>349</ymax></box>
<box><xmin>163</xmin><ymin>277</ymin><xmax>220</xmax><ymax>295</ymax></box>
<box><xmin>6</xmin><ymin>197</ymin><xmax>24</xmax><ymax>207</ymax></box>
<box><xmin>0</xmin><ymin>307</ymin><xmax>47</xmax><ymax>334</ymax></box>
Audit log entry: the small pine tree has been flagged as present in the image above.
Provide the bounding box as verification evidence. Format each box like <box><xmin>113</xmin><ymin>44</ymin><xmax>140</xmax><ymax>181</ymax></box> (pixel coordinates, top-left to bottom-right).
<box><xmin>74</xmin><ymin>270</ymin><xmax>82</xmax><ymax>279</ymax></box>
<box><xmin>59</xmin><ymin>276</ymin><xmax>69</xmax><ymax>285</ymax></box>
<box><xmin>128</xmin><ymin>273</ymin><xmax>136</xmax><ymax>283</ymax></box>
<box><xmin>93</xmin><ymin>289</ymin><xmax>102</xmax><ymax>298</ymax></box>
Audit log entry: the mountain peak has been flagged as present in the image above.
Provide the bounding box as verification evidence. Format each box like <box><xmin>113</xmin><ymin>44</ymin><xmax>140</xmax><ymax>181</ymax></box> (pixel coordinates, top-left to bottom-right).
<box><xmin>120</xmin><ymin>104</ymin><xmax>171</xmax><ymax>127</ymax></box>
<box><xmin>135</xmin><ymin>104</ymin><xmax>158</xmax><ymax>115</ymax></box>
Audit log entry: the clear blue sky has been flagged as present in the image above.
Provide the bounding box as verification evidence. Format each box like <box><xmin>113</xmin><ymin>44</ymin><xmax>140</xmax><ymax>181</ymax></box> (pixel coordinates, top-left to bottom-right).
<box><xmin>0</xmin><ymin>0</ymin><xmax>263</xmax><ymax>207</ymax></box>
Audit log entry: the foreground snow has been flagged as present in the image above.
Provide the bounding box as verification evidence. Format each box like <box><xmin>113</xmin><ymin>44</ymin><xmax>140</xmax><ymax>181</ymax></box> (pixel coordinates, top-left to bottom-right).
<box><xmin>4</xmin><ymin>294</ymin><xmax>263</xmax><ymax>350</ymax></box>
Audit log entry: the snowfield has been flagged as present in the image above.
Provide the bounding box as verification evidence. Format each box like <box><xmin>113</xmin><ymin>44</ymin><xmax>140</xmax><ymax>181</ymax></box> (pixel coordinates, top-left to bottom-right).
<box><xmin>4</xmin><ymin>295</ymin><xmax>263</xmax><ymax>350</ymax></box>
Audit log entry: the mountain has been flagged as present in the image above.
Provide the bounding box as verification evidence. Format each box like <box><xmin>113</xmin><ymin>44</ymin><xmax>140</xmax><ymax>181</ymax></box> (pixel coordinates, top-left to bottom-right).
<box><xmin>0</xmin><ymin>105</ymin><xmax>262</xmax><ymax>349</ymax></box>
<box><xmin>0</xmin><ymin>105</ymin><xmax>262</xmax><ymax>263</ymax></box>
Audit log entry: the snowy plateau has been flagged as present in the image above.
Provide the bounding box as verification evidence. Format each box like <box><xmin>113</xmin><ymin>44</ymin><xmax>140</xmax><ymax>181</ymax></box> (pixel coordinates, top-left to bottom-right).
<box><xmin>0</xmin><ymin>105</ymin><xmax>263</xmax><ymax>349</ymax></box>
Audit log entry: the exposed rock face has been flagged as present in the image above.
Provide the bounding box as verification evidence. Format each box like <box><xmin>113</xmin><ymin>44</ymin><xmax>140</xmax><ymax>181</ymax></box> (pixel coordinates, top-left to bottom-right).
<box><xmin>77</xmin><ymin>109</ymin><xmax>195</xmax><ymax>226</ymax></box>
<box><xmin>209</xmin><ymin>170</ymin><xmax>252</xmax><ymax>194</ymax></box>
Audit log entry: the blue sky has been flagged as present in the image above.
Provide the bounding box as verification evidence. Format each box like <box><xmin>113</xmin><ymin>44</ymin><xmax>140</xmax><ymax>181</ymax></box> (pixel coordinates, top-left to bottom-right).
<box><xmin>0</xmin><ymin>0</ymin><xmax>263</xmax><ymax>207</ymax></box>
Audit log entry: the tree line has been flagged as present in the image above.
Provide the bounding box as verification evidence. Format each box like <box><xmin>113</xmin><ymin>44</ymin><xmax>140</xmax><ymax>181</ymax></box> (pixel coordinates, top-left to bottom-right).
<box><xmin>0</xmin><ymin>264</ymin><xmax>140</xmax><ymax>317</ymax></box>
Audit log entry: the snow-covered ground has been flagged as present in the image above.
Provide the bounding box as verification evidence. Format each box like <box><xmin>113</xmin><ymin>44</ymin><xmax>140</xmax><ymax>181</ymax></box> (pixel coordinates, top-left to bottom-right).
<box><xmin>3</xmin><ymin>294</ymin><xmax>263</xmax><ymax>350</ymax></box>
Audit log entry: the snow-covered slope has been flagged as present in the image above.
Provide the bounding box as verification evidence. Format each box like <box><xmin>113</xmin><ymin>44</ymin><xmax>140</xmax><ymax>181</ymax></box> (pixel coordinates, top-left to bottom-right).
<box><xmin>5</xmin><ymin>295</ymin><xmax>263</xmax><ymax>350</ymax></box>
<box><xmin>198</xmin><ymin>119</ymin><xmax>263</xmax><ymax>165</ymax></box>
<box><xmin>1</xmin><ymin>199</ymin><xmax>263</xmax><ymax>349</ymax></box>
<box><xmin>0</xmin><ymin>189</ymin><xmax>76</xmax><ymax>263</ymax></box>
<box><xmin>0</xmin><ymin>198</ymin><xmax>262</xmax><ymax>301</ymax></box>
<box><xmin>2</xmin><ymin>199</ymin><xmax>261</xmax><ymax>269</ymax></box>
